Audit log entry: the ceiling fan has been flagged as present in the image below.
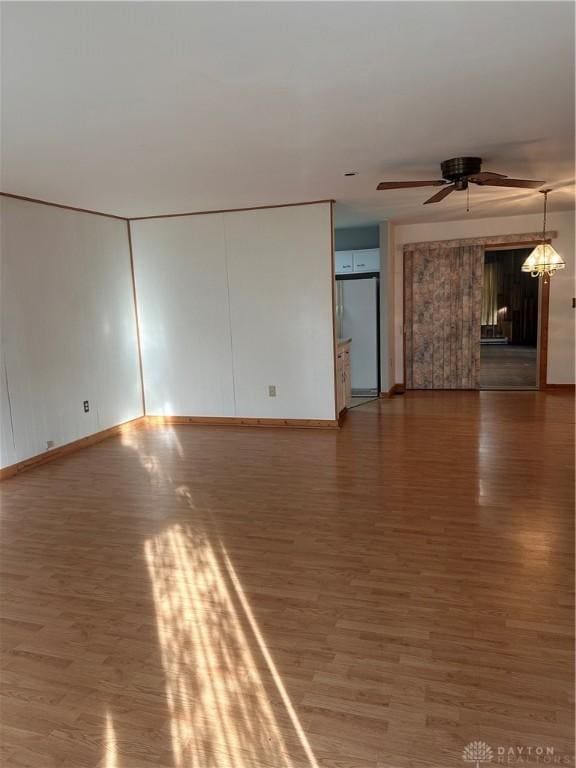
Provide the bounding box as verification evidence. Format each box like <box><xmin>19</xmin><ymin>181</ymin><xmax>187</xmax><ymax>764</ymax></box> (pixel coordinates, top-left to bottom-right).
<box><xmin>377</xmin><ymin>157</ymin><xmax>544</xmax><ymax>204</ymax></box>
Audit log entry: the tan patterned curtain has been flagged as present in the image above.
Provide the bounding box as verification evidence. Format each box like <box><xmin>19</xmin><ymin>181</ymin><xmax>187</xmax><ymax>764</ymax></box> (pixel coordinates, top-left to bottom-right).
<box><xmin>404</xmin><ymin>244</ymin><xmax>484</xmax><ymax>389</ymax></box>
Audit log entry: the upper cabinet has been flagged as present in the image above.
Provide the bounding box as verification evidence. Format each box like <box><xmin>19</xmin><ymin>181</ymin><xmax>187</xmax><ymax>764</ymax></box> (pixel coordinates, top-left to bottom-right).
<box><xmin>352</xmin><ymin>249</ymin><xmax>380</xmax><ymax>273</ymax></box>
<box><xmin>335</xmin><ymin>248</ymin><xmax>379</xmax><ymax>275</ymax></box>
<box><xmin>335</xmin><ymin>250</ymin><xmax>353</xmax><ymax>274</ymax></box>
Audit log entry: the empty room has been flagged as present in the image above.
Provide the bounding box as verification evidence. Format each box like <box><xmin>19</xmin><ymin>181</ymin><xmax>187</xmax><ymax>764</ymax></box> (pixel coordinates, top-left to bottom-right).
<box><xmin>0</xmin><ymin>2</ymin><xmax>574</xmax><ymax>767</ymax></box>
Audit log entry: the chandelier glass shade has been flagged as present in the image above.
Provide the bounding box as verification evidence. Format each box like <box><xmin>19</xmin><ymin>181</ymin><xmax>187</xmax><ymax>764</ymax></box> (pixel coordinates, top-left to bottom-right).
<box><xmin>521</xmin><ymin>242</ymin><xmax>565</xmax><ymax>278</ymax></box>
<box><xmin>522</xmin><ymin>189</ymin><xmax>565</xmax><ymax>279</ymax></box>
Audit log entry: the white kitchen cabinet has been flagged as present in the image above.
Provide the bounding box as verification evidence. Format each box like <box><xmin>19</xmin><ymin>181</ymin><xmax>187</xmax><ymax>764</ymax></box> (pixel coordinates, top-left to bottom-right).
<box><xmin>335</xmin><ymin>250</ymin><xmax>353</xmax><ymax>275</ymax></box>
<box><xmin>335</xmin><ymin>249</ymin><xmax>379</xmax><ymax>275</ymax></box>
<box><xmin>352</xmin><ymin>249</ymin><xmax>380</xmax><ymax>273</ymax></box>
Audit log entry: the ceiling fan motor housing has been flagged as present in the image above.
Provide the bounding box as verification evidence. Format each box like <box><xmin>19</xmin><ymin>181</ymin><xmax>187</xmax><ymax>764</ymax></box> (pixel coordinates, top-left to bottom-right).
<box><xmin>441</xmin><ymin>157</ymin><xmax>482</xmax><ymax>189</ymax></box>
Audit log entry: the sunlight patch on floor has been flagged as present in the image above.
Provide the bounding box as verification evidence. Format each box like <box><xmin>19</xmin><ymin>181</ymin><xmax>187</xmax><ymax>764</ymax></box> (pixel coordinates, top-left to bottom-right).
<box><xmin>120</xmin><ymin>422</ymin><xmax>184</xmax><ymax>484</ymax></box>
<box><xmin>144</xmin><ymin>521</ymin><xmax>319</xmax><ymax>767</ymax></box>
<box><xmin>104</xmin><ymin>710</ymin><xmax>119</xmax><ymax>768</ymax></box>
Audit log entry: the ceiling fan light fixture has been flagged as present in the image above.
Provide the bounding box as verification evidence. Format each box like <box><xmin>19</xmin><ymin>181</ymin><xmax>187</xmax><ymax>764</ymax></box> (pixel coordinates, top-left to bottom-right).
<box><xmin>521</xmin><ymin>189</ymin><xmax>565</xmax><ymax>279</ymax></box>
<box><xmin>376</xmin><ymin>157</ymin><xmax>544</xmax><ymax>202</ymax></box>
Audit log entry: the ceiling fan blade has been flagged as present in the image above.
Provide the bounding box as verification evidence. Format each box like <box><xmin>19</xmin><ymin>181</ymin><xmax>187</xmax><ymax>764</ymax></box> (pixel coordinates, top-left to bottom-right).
<box><xmin>468</xmin><ymin>171</ymin><xmax>508</xmax><ymax>182</ymax></box>
<box><xmin>423</xmin><ymin>185</ymin><xmax>456</xmax><ymax>204</ymax></box>
<box><xmin>377</xmin><ymin>180</ymin><xmax>445</xmax><ymax>190</ymax></box>
<box><xmin>472</xmin><ymin>178</ymin><xmax>544</xmax><ymax>188</ymax></box>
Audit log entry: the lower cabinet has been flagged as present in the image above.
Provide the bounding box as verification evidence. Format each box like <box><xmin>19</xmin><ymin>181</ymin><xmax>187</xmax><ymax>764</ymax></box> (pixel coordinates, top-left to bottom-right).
<box><xmin>336</xmin><ymin>339</ymin><xmax>352</xmax><ymax>414</ymax></box>
<box><xmin>344</xmin><ymin>347</ymin><xmax>352</xmax><ymax>407</ymax></box>
<box><xmin>337</xmin><ymin>352</ymin><xmax>344</xmax><ymax>414</ymax></box>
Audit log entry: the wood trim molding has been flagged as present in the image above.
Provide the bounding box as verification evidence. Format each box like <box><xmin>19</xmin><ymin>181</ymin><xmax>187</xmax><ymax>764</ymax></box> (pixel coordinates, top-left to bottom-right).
<box><xmin>0</xmin><ymin>192</ymin><xmax>128</xmax><ymax>221</ymax></box>
<box><xmin>329</xmin><ymin>200</ymin><xmax>339</xmax><ymax>421</ymax></box>
<box><xmin>402</xmin><ymin>250</ymin><xmax>408</xmax><ymax>389</ymax></box>
<box><xmin>126</xmin><ymin>221</ymin><xmax>147</xmax><ymax>414</ymax></box>
<box><xmin>380</xmin><ymin>383</ymin><xmax>406</xmax><ymax>398</ymax></box>
<box><xmin>129</xmin><ymin>198</ymin><xmax>335</xmax><ymax>222</ymax></box>
<box><xmin>538</xmin><ymin>277</ymin><xmax>550</xmax><ymax>389</ymax></box>
<box><xmin>1</xmin><ymin>192</ymin><xmax>335</xmax><ymax>223</ymax></box>
<box><xmin>542</xmin><ymin>383</ymin><xmax>575</xmax><ymax>392</ymax></box>
<box><xmin>402</xmin><ymin>231</ymin><xmax>557</xmax><ymax>252</ymax></box>
<box><xmin>145</xmin><ymin>415</ymin><xmax>339</xmax><ymax>429</ymax></box>
<box><xmin>380</xmin><ymin>384</ymin><xmax>404</xmax><ymax>398</ymax></box>
<box><xmin>484</xmin><ymin>239</ymin><xmax>552</xmax><ymax>251</ymax></box>
<box><xmin>0</xmin><ymin>417</ymin><xmax>146</xmax><ymax>481</ymax></box>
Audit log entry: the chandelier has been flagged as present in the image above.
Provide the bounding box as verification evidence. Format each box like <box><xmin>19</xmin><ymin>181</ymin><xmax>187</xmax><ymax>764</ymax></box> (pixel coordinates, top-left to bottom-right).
<box><xmin>522</xmin><ymin>189</ymin><xmax>565</xmax><ymax>279</ymax></box>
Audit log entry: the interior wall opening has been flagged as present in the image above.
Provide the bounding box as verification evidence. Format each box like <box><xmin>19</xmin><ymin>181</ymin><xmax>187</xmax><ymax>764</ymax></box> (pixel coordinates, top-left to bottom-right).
<box><xmin>333</xmin><ymin>224</ymin><xmax>381</xmax><ymax>413</ymax></box>
<box><xmin>480</xmin><ymin>247</ymin><xmax>539</xmax><ymax>390</ymax></box>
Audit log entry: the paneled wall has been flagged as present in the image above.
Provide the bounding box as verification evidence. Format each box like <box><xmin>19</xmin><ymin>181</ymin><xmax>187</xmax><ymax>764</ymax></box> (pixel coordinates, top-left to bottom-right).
<box><xmin>0</xmin><ymin>197</ymin><xmax>143</xmax><ymax>467</ymax></box>
<box><xmin>130</xmin><ymin>213</ymin><xmax>235</xmax><ymax>417</ymax></box>
<box><xmin>131</xmin><ymin>202</ymin><xmax>336</xmax><ymax>421</ymax></box>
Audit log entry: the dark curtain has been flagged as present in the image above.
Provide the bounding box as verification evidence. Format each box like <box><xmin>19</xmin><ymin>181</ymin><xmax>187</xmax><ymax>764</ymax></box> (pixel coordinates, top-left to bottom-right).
<box><xmin>481</xmin><ymin>249</ymin><xmax>538</xmax><ymax>345</ymax></box>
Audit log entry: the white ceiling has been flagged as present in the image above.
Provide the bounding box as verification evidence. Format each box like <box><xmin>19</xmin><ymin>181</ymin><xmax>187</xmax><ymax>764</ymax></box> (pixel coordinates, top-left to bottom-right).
<box><xmin>1</xmin><ymin>2</ymin><xmax>574</xmax><ymax>225</ymax></box>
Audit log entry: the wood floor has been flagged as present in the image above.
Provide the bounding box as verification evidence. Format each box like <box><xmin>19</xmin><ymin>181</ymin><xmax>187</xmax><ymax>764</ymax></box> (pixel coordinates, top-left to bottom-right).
<box><xmin>1</xmin><ymin>392</ymin><xmax>574</xmax><ymax>768</ymax></box>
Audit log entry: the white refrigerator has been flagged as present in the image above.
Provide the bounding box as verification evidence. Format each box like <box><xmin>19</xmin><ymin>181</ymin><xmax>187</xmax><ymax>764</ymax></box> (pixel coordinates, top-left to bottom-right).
<box><xmin>337</xmin><ymin>277</ymin><xmax>379</xmax><ymax>395</ymax></box>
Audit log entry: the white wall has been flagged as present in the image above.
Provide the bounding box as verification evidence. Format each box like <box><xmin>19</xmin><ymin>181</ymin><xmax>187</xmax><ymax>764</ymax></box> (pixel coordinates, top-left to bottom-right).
<box><xmin>131</xmin><ymin>202</ymin><xmax>336</xmax><ymax>421</ymax></box>
<box><xmin>379</xmin><ymin>221</ymin><xmax>395</xmax><ymax>393</ymax></box>
<box><xmin>392</xmin><ymin>210</ymin><xmax>575</xmax><ymax>385</ymax></box>
<box><xmin>130</xmin><ymin>214</ymin><xmax>235</xmax><ymax>417</ymax></box>
<box><xmin>224</xmin><ymin>205</ymin><xmax>335</xmax><ymax>419</ymax></box>
<box><xmin>0</xmin><ymin>197</ymin><xmax>143</xmax><ymax>467</ymax></box>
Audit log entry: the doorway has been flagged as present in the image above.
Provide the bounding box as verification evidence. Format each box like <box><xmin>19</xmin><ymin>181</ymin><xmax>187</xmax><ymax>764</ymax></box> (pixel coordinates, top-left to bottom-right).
<box><xmin>336</xmin><ymin>274</ymin><xmax>380</xmax><ymax>408</ymax></box>
<box><xmin>480</xmin><ymin>248</ymin><xmax>539</xmax><ymax>389</ymax></box>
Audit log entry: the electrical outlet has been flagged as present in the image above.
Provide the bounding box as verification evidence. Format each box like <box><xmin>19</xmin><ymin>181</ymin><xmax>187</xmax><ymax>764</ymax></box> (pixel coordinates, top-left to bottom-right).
<box><xmin>268</xmin><ymin>385</ymin><xmax>277</xmax><ymax>397</ymax></box>
<box><xmin>46</xmin><ymin>440</ymin><xmax>54</xmax><ymax>450</ymax></box>
<box><xmin>83</xmin><ymin>400</ymin><xmax>90</xmax><ymax>413</ymax></box>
